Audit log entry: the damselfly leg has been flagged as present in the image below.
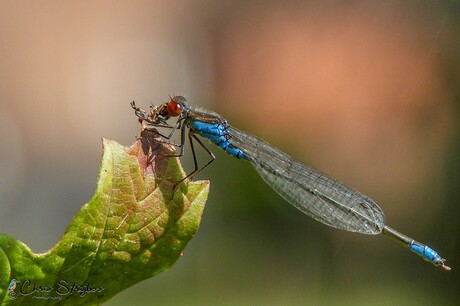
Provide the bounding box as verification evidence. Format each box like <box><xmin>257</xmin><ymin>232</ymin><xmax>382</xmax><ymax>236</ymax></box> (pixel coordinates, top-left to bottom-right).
<box><xmin>173</xmin><ymin>131</ymin><xmax>216</xmax><ymax>187</ymax></box>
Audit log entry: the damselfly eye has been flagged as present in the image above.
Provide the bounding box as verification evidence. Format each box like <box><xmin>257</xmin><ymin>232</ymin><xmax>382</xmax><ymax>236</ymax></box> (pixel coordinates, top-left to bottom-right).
<box><xmin>167</xmin><ymin>100</ymin><xmax>183</xmax><ymax>116</ymax></box>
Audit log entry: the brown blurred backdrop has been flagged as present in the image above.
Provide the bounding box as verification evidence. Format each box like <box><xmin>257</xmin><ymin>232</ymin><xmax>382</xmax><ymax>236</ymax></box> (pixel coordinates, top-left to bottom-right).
<box><xmin>0</xmin><ymin>1</ymin><xmax>459</xmax><ymax>305</ymax></box>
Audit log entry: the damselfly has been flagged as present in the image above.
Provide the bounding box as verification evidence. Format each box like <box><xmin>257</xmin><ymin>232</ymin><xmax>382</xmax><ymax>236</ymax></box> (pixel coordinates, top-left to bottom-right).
<box><xmin>131</xmin><ymin>96</ymin><xmax>450</xmax><ymax>271</ymax></box>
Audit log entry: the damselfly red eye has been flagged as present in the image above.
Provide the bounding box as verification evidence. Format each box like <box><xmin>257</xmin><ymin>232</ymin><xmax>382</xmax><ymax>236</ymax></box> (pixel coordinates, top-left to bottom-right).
<box><xmin>167</xmin><ymin>100</ymin><xmax>183</xmax><ymax>116</ymax></box>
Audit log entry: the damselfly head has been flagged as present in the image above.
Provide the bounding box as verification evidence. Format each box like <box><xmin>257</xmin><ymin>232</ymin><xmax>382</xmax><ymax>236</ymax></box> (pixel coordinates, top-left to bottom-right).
<box><xmin>166</xmin><ymin>96</ymin><xmax>188</xmax><ymax>117</ymax></box>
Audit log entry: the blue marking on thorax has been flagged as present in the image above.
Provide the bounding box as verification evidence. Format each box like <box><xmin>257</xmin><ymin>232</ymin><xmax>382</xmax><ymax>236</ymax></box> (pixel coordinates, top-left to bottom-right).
<box><xmin>190</xmin><ymin>121</ymin><xmax>248</xmax><ymax>160</ymax></box>
<box><xmin>191</xmin><ymin>121</ymin><xmax>228</xmax><ymax>136</ymax></box>
<box><xmin>409</xmin><ymin>241</ymin><xmax>442</xmax><ymax>264</ymax></box>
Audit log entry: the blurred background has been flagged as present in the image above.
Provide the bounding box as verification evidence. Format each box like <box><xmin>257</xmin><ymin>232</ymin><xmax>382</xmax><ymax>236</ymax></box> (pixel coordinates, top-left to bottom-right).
<box><xmin>0</xmin><ymin>0</ymin><xmax>459</xmax><ymax>305</ymax></box>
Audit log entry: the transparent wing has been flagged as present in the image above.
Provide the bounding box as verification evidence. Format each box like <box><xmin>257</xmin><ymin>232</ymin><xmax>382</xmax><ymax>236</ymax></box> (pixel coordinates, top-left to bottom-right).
<box><xmin>228</xmin><ymin>126</ymin><xmax>385</xmax><ymax>235</ymax></box>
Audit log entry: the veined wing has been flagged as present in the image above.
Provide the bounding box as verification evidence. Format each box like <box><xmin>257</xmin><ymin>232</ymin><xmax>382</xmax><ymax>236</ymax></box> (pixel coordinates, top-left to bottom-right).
<box><xmin>228</xmin><ymin>126</ymin><xmax>385</xmax><ymax>235</ymax></box>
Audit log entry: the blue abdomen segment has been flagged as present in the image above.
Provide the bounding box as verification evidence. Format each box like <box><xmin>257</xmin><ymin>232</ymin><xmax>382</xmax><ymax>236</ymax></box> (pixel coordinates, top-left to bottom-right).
<box><xmin>409</xmin><ymin>241</ymin><xmax>443</xmax><ymax>265</ymax></box>
<box><xmin>191</xmin><ymin>121</ymin><xmax>248</xmax><ymax>160</ymax></box>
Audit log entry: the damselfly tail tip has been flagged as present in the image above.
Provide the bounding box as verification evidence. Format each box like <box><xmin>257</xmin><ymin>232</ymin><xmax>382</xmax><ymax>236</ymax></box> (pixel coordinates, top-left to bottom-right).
<box><xmin>437</xmin><ymin>259</ymin><xmax>451</xmax><ymax>271</ymax></box>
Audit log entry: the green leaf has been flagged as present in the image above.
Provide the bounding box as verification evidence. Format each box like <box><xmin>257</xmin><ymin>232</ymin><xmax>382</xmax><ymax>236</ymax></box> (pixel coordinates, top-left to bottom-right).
<box><xmin>0</xmin><ymin>129</ymin><xmax>209</xmax><ymax>305</ymax></box>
